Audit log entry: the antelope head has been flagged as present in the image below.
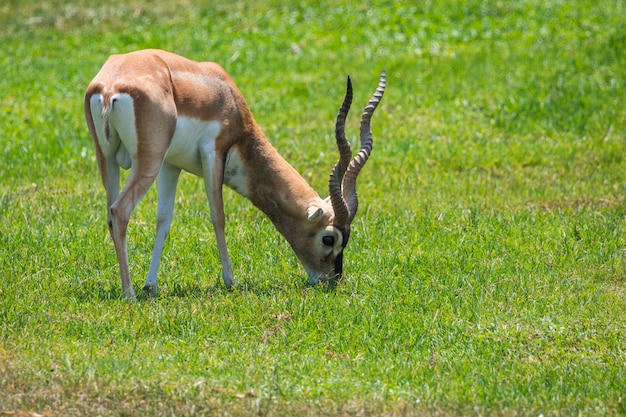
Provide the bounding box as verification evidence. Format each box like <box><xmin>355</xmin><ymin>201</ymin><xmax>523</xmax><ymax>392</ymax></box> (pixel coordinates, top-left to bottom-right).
<box><xmin>300</xmin><ymin>70</ymin><xmax>386</xmax><ymax>285</ymax></box>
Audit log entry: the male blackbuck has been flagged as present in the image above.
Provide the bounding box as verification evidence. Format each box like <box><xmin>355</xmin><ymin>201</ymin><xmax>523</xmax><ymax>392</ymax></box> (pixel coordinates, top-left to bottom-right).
<box><xmin>84</xmin><ymin>49</ymin><xmax>385</xmax><ymax>299</ymax></box>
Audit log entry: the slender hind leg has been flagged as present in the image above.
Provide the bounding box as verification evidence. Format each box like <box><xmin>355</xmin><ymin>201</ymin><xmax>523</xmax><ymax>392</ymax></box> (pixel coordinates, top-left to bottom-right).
<box><xmin>109</xmin><ymin>159</ymin><xmax>163</xmax><ymax>300</ymax></box>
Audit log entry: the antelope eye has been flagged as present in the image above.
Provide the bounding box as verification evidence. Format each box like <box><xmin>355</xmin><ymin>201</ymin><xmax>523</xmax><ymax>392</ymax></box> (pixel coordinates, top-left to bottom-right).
<box><xmin>322</xmin><ymin>235</ymin><xmax>335</xmax><ymax>246</ymax></box>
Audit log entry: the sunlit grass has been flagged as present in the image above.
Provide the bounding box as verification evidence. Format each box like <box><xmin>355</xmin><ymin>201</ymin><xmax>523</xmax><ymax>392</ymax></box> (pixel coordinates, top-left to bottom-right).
<box><xmin>1</xmin><ymin>0</ymin><xmax>626</xmax><ymax>415</ymax></box>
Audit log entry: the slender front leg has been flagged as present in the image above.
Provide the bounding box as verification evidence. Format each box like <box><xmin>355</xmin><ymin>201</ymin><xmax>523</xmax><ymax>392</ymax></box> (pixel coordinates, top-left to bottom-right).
<box><xmin>199</xmin><ymin>144</ymin><xmax>235</xmax><ymax>288</ymax></box>
<box><xmin>143</xmin><ymin>162</ymin><xmax>181</xmax><ymax>296</ymax></box>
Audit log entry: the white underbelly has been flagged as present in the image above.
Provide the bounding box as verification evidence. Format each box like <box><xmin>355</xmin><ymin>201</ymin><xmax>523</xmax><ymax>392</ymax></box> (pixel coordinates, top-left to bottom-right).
<box><xmin>165</xmin><ymin>117</ymin><xmax>249</xmax><ymax>197</ymax></box>
<box><xmin>164</xmin><ymin>117</ymin><xmax>221</xmax><ymax>176</ymax></box>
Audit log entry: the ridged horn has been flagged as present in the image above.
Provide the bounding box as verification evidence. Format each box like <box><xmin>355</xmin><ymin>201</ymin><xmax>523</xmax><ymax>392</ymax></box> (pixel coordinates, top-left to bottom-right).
<box><xmin>342</xmin><ymin>70</ymin><xmax>386</xmax><ymax>223</ymax></box>
<box><xmin>329</xmin><ymin>76</ymin><xmax>354</xmax><ymax>228</ymax></box>
<box><xmin>330</xmin><ymin>70</ymin><xmax>386</xmax><ymax>229</ymax></box>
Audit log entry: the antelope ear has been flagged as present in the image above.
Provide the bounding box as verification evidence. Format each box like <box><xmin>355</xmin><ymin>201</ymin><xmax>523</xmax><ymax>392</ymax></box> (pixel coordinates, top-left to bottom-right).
<box><xmin>306</xmin><ymin>206</ymin><xmax>324</xmax><ymax>222</ymax></box>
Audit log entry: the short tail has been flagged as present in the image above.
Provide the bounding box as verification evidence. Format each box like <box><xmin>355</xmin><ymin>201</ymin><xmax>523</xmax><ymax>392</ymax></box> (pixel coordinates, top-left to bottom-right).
<box><xmin>102</xmin><ymin>98</ymin><xmax>112</xmax><ymax>142</ymax></box>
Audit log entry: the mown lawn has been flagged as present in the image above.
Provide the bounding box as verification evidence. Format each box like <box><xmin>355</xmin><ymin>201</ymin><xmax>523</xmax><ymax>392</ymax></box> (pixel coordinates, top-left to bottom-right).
<box><xmin>1</xmin><ymin>0</ymin><xmax>625</xmax><ymax>415</ymax></box>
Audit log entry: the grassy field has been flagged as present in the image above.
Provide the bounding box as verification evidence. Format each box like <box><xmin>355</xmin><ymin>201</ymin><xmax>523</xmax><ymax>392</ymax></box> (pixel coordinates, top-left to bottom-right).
<box><xmin>1</xmin><ymin>0</ymin><xmax>626</xmax><ymax>415</ymax></box>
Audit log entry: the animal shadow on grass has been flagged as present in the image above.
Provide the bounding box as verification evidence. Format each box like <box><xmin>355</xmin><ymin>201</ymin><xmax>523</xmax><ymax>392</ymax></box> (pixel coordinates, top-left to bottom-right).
<box><xmin>75</xmin><ymin>271</ymin><xmax>338</xmax><ymax>303</ymax></box>
<box><xmin>161</xmin><ymin>274</ymin><xmax>339</xmax><ymax>300</ymax></box>
<box><xmin>73</xmin><ymin>278</ymin><xmax>128</xmax><ymax>302</ymax></box>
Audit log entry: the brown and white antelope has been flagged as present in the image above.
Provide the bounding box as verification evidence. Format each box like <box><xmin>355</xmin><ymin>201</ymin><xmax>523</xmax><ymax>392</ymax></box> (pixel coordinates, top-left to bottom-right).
<box><xmin>84</xmin><ymin>49</ymin><xmax>385</xmax><ymax>299</ymax></box>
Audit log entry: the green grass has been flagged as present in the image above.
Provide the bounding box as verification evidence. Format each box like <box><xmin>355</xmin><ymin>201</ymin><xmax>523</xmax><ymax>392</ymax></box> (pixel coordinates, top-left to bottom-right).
<box><xmin>1</xmin><ymin>0</ymin><xmax>626</xmax><ymax>415</ymax></box>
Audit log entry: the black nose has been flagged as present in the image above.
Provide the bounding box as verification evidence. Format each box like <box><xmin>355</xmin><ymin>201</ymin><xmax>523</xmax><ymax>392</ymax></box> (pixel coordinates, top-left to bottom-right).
<box><xmin>333</xmin><ymin>251</ymin><xmax>344</xmax><ymax>279</ymax></box>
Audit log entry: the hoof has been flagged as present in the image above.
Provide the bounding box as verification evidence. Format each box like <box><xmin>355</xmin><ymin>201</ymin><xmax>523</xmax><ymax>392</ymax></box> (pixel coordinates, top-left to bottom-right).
<box><xmin>122</xmin><ymin>288</ymin><xmax>137</xmax><ymax>301</ymax></box>
<box><xmin>142</xmin><ymin>283</ymin><xmax>157</xmax><ymax>297</ymax></box>
<box><xmin>222</xmin><ymin>274</ymin><xmax>236</xmax><ymax>290</ymax></box>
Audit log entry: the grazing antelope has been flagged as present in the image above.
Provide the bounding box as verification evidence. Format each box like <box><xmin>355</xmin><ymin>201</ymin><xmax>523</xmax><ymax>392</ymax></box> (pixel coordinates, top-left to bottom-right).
<box><xmin>84</xmin><ymin>49</ymin><xmax>385</xmax><ymax>299</ymax></box>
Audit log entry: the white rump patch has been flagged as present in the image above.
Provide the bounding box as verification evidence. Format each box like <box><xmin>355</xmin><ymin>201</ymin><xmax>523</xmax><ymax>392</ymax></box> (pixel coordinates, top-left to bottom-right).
<box><xmin>108</xmin><ymin>93</ymin><xmax>137</xmax><ymax>156</ymax></box>
<box><xmin>89</xmin><ymin>92</ymin><xmax>136</xmax><ymax>166</ymax></box>
<box><xmin>89</xmin><ymin>94</ymin><xmax>107</xmax><ymax>147</ymax></box>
